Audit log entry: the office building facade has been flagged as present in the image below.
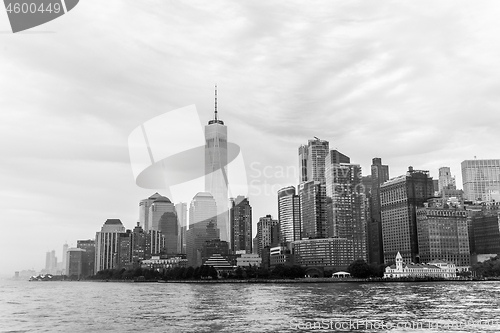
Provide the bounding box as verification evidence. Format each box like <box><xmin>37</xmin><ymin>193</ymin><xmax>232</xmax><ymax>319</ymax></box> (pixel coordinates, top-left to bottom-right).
<box><xmin>230</xmin><ymin>196</ymin><xmax>252</xmax><ymax>253</ymax></box>
<box><xmin>277</xmin><ymin>186</ymin><xmax>301</xmax><ymax>243</ymax></box>
<box><xmin>462</xmin><ymin>159</ymin><xmax>500</xmax><ymax>202</ymax></box>
<box><xmin>380</xmin><ymin>167</ymin><xmax>434</xmax><ymax>264</ymax></box>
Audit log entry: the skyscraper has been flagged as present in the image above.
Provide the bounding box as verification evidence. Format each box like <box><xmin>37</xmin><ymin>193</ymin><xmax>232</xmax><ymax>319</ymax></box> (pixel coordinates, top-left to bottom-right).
<box><xmin>205</xmin><ymin>86</ymin><xmax>229</xmax><ymax>243</ymax></box>
<box><xmin>461</xmin><ymin>159</ymin><xmax>500</xmax><ymax>202</ymax></box>
<box><xmin>62</xmin><ymin>243</ymin><xmax>68</xmax><ymax>275</ymax></box>
<box><xmin>66</xmin><ymin>248</ymin><xmax>86</xmax><ymax>279</ymax></box>
<box><xmin>139</xmin><ymin>192</ymin><xmax>162</xmax><ymax>232</ymax></box>
<box><xmin>438</xmin><ymin>167</ymin><xmax>456</xmax><ymax>193</ymax></box>
<box><xmin>298</xmin><ymin>138</ymin><xmax>329</xmax><ymax>184</ymax></box>
<box><xmin>368</xmin><ymin>157</ymin><xmax>389</xmax><ymax>264</ymax></box>
<box><xmin>230</xmin><ymin>196</ymin><xmax>253</xmax><ymax>253</ymax></box>
<box><xmin>77</xmin><ymin>239</ymin><xmax>95</xmax><ymax>277</ymax></box>
<box><xmin>175</xmin><ymin>202</ymin><xmax>188</xmax><ymax>254</ymax></box>
<box><xmin>256</xmin><ymin>215</ymin><xmax>280</xmax><ymax>256</ymax></box>
<box><xmin>186</xmin><ymin>192</ymin><xmax>219</xmax><ymax>267</ymax></box>
<box><xmin>299</xmin><ymin>180</ymin><xmax>327</xmax><ymax>239</ymax></box>
<box><xmin>277</xmin><ymin>186</ymin><xmax>301</xmax><ymax>243</ymax></box>
<box><xmin>147</xmin><ymin>196</ymin><xmax>176</xmax><ymax>232</ymax></box>
<box><xmin>325</xmin><ymin>151</ymin><xmax>367</xmax><ymax>261</ymax></box>
<box><xmin>380</xmin><ymin>167</ymin><xmax>434</xmax><ymax>263</ymax></box>
<box><xmin>416</xmin><ymin>206</ymin><xmax>470</xmax><ymax>266</ymax></box>
<box><xmin>95</xmin><ymin>219</ymin><xmax>126</xmax><ymax>273</ymax></box>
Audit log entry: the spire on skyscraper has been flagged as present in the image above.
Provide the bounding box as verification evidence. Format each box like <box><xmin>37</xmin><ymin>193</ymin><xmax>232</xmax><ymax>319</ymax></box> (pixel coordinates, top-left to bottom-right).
<box><xmin>209</xmin><ymin>85</ymin><xmax>224</xmax><ymax>125</ymax></box>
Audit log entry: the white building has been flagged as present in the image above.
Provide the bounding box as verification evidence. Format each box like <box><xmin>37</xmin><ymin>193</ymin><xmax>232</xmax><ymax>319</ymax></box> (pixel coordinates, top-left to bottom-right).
<box><xmin>236</xmin><ymin>254</ymin><xmax>262</xmax><ymax>267</ymax></box>
<box><xmin>205</xmin><ymin>88</ymin><xmax>229</xmax><ymax>243</ymax></box>
<box><xmin>384</xmin><ymin>252</ymin><xmax>456</xmax><ymax>279</ymax></box>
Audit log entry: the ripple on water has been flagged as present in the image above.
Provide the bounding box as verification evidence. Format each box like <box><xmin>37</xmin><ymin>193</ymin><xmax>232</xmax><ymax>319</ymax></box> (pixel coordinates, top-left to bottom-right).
<box><xmin>1</xmin><ymin>280</ymin><xmax>500</xmax><ymax>332</ymax></box>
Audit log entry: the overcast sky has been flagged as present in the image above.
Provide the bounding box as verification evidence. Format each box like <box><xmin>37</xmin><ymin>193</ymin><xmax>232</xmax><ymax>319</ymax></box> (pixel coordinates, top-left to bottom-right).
<box><xmin>1</xmin><ymin>0</ymin><xmax>500</xmax><ymax>275</ymax></box>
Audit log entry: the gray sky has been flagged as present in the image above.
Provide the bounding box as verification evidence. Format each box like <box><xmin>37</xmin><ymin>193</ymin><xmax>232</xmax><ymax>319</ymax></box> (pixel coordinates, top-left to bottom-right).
<box><xmin>1</xmin><ymin>0</ymin><xmax>500</xmax><ymax>275</ymax></box>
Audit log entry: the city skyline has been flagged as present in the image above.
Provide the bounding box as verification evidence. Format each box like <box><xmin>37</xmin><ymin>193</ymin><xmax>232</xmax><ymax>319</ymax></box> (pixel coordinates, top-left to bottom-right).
<box><xmin>2</xmin><ymin>1</ymin><xmax>500</xmax><ymax>275</ymax></box>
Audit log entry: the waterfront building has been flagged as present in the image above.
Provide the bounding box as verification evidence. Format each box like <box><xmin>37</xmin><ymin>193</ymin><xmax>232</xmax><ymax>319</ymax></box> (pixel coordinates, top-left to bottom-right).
<box><xmin>380</xmin><ymin>167</ymin><xmax>434</xmax><ymax>264</ymax></box>
<box><xmin>203</xmin><ymin>253</ymin><xmax>234</xmax><ymax>275</ymax></box>
<box><xmin>270</xmin><ymin>245</ymin><xmax>293</xmax><ymax>269</ymax></box>
<box><xmin>470</xmin><ymin>204</ymin><xmax>500</xmax><ymax>258</ymax></box>
<box><xmin>384</xmin><ymin>252</ymin><xmax>457</xmax><ymax>279</ymax></box>
<box><xmin>256</xmin><ymin>215</ymin><xmax>280</xmax><ymax>256</ymax></box>
<box><xmin>277</xmin><ymin>186</ymin><xmax>301</xmax><ymax>243</ymax></box>
<box><xmin>368</xmin><ymin>157</ymin><xmax>389</xmax><ymax>264</ymax></box>
<box><xmin>146</xmin><ymin>229</ymin><xmax>166</xmax><ymax>257</ymax></box>
<box><xmin>236</xmin><ymin>254</ymin><xmax>262</xmax><ymax>267</ymax></box>
<box><xmin>117</xmin><ymin>230</ymin><xmax>132</xmax><ymax>269</ymax></box>
<box><xmin>139</xmin><ymin>192</ymin><xmax>162</xmax><ymax>232</ymax></box>
<box><xmin>201</xmin><ymin>239</ymin><xmax>229</xmax><ymax>265</ymax></box>
<box><xmin>298</xmin><ymin>138</ymin><xmax>330</xmax><ymax>183</ymax></box>
<box><xmin>66</xmin><ymin>248</ymin><xmax>86</xmax><ymax>278</ymax></box>
<box><xmin>325</xmin><ymin>152</ymin><xmax>367</xmax><ymax>261</ymax></box>
<box><xmin>158</xmin><ymin>210</ymin><xmax>178</xmax><ymax>254</ymax></box>
<box><xmin>140</xmin><ymin>255</ymin><xmax>187</xmax><ymax>270</ymax></box>
<box><xmin>205</xmin><ymin>87</ymin><xmax>229</xmax><ymax>243</ymax></box>
<box><xmin>95</xmin><ymin>219</ymin><xmax>126</xmax><ymax>273</ymax></box>
<box><xmin>299</xmin><ymin>180</ymin><xmax>327</xmax><ymax>239</ymax></box>
<box><xmin>292</xmin><ymin>238</ymin><xmax>354</xmax><ymax>270</ymax></box>
<box><xmin>186</xmin><ymin>192</ymin><xmax>219</xmax><ymax>267</ymax></box>
<box><xmin>461</xmin><ymin>159</ymin><xmax>500</xmax><ymax>202</ymax></box>
<box><xmin>230</xmin><ymin>196</ymin><xmax>252</xmax><ymax>253</ymax></box>
<box><xmin>175</xmin><ymin>202</ymin><xmax>187</xmax><ymax>254</ymax></box>
<box><xmin>416</xmin><ymin>206</ymin><xmax>470</xmax><ymax>266</ymax></box>
<box><xmin>77</xmin><ymin>239</ymin><xmax>95</xmax><ymax>277</ymax></box>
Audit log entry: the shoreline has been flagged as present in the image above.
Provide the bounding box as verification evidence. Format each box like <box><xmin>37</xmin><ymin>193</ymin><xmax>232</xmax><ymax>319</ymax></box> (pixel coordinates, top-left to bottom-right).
<box><xmin>71</xmin><ymin>277</ymin><xmax>489</xmax><ymax>284</ymax></box>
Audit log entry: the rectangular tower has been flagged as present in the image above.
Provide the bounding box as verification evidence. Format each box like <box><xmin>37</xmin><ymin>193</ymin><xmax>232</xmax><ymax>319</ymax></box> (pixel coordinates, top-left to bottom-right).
<box><xmin>368</xmin><ymin>157</ymin><xmax>389</xmax><ymax>264</ymax></box>
<box><xmin>278</xmin><ymin>186</ymin><xmax>301</xmax><ymax>243</ymax></box>
<box><xmin>325</xmin><ymin>151</ymin><xmax>367</xmax><ymax>261</ymax></box>
<box><xmin>461</xmin><ymin>159</ymin><xmax>500</xmax><ymax>202</ymax></box>
<box><xmin>230</xmin><ymin>196</ymin><xmax>253</xmax><ymax>254</ymax></box>
<box><xmin>380</xmin><ymin>167</ymin><xmax>434</xmax><ymax>263</ymax></box>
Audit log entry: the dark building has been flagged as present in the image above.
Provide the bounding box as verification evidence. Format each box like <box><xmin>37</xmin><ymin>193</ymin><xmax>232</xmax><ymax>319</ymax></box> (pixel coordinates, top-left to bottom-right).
<box><xmin>158</xmin><ymin>211</ymin><xmax>178</xmax><ymax>254</ymax></box>
<box><xmin>299</xmin><ymin>181</ymin><xmax>327</xmax><ymax>239</ymax></box>
<box><xmin>66</xmin><ymin>248</ymin><xmax>86</xmax><ymax>278</ymax></box>
<box><xmin>368</xmin><ymin>157</ymin><xmax>389</xmax><ymax>264</ymax></box>
<box><xmin>230</xmin><ymin>196</ymin><xmax>252</xmax><ymax>254</ymax></box>
<box><xmin>416</xmin><ymin>206</ymin><xmax>470</xmax><ymax>266</ymax></box>
<box><xmin>117</xmin><ymin>230</ymin><xmax>132</xmax><ymax>269</ymax></box>
<box><xmin>380</xmin><ymin>166</ymin><xmax>434</xmax><ymax>263</ymax></box>
<box><xmin>186</xmin><ymin>220</ymin><xmax>219</xmax><ymax>267</ymax></box>
<box><xmin>201</xmin><ymin>239</ymin><xmax>230</xmax><ymax>265</ymax></box>
<box><xmin>77</xmin><ymin>239</ymin><xmax>95</xmax><ymax>277</ymax></box>
<box><xmin>471</xmin><ymin>205</ymin><xmax>500</xmax><ymax>256</ymax></box>
<box><xmin>327</xmin><ymin>149</ymin><xmax>350</xmax><ymax>164</ymax></box>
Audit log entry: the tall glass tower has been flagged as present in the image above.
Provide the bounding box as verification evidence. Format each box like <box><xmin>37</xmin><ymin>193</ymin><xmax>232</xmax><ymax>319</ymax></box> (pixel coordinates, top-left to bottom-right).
<box><xmin>461</xmin><ymin>159</ymin><xmax>500</xmax><ymax>202</ymax></box>
<box><xmin>205</xmin><ymin>86</ymin><xmax>229</xmax><ymax>243</ymax></box>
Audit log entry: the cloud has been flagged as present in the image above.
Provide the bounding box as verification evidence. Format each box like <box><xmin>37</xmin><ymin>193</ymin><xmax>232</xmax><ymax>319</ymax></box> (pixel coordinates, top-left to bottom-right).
<box><xmin>2</xmin><ymin>0</ymin><xmax>500</xmax><ymax>273</ymax></box>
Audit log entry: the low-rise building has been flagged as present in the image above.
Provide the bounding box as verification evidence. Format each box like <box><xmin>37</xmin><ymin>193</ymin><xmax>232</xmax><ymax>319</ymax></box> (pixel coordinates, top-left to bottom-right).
<box><xmin>384</xmin><ymin>252</ymin><xmax>456</xmax><ymax>279</ymax></box>
<box><xmin>140</xmin><ymin>256</ymin><xmax>187</xmax><ymax>270</ymax></box>
<box><xmin>292</xmin><ymin>238</ymin><xmax>353</xmax><ymax>270</ymax></box>
<box><xmin>236</xmin><ymin>254</ymin><xmax>262</xmax><ymax>267</ymax></box>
